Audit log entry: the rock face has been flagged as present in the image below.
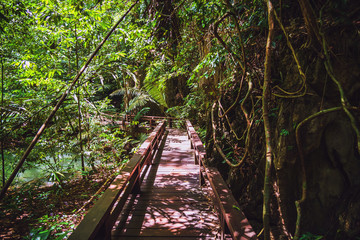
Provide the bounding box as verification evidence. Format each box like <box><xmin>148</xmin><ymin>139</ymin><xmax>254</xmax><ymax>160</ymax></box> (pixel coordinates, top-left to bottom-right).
<box><xmin>269</xmin><ymin>29</ymin><xmax>360</xmax><ymax>236</ymax></box>
<box><xmin>206</xmin><ymin>1</ymin><xmax>360</xmax><ymax>237</ymax></box>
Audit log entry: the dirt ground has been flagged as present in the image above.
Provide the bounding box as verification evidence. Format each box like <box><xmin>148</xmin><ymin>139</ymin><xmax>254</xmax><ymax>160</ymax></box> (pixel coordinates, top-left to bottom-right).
<box><xmin>0</xmin><ymin>166</ymin><xmax>116</xmax><ymax>239</ymax></box>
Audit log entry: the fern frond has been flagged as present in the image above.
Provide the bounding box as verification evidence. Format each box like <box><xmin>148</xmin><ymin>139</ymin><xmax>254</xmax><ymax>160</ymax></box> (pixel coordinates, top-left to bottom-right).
<box><xmin>110</xmin><ymin>87</ymin><xmax>144</xmax><ymax>98</ymax></box>
<box><xmin>128</xmin><ymin>94</ymin><xmax>156</xmax><ymax>112</ymax></box>
<box><xmin>111</xmin><ymin>87</ymin><xmax>158</xmax><ymax>112</ymax></box>
<box><xmin>142</xmin><ymin>60</ymin><xmax>172</xmax><ymax>108</ymax></box>
<box><xmin>143</xmin><ymin>82</ymin><xmax>168</xmax><ymax>108</ymax></box>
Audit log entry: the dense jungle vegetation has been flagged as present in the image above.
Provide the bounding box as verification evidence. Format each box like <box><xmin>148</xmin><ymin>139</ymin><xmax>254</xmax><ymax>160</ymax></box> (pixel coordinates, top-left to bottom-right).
<box><xmin>0</xmin><ymin>0</ymin><xmax>359</xmax><ymax>239</ymax></box>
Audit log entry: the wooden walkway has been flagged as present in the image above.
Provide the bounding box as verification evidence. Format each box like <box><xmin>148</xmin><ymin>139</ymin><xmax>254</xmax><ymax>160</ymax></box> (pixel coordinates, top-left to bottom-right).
<box><xmin>112</xmin><ymin>128</ymin><xmax>220</xmax><ymax>239</ymax></box>
<box><xmin>68</xmin><ymin>119</ymin><xmax>257</xmax><ymax>240</ymax></box>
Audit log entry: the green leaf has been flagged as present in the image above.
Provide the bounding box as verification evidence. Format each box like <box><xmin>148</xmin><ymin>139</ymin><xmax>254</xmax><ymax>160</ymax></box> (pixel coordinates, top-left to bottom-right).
<box><xmin>232</xmin><ymin>205</ymin><xmax>241</xmax><ymax>211</ymax></box>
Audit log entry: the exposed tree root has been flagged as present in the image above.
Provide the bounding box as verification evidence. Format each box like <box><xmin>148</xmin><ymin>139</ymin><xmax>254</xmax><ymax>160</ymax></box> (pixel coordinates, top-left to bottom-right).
<box><xmin>211</xmin><ymin>102</ymin><xmax>248</xmax><ymax>167</ymax></box>
<box><xmin>272</xmin><ymin>7</ymin><xmax>307</xmax><ymax>98</ymax></box>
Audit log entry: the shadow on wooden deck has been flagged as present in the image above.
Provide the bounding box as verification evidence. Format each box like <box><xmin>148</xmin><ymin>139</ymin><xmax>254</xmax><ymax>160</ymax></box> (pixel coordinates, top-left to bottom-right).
<box><xmin>112</xmin><ymin>129</ymin><xmax>220</xmax><ymax>239</ymax></box>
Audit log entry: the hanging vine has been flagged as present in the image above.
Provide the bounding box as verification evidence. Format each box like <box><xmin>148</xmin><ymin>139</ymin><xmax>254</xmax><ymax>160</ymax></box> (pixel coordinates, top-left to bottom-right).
<box><xmin>262</xmin><ymin>1</ymin><xmax>274</xmax><ymax>239</ymax></box>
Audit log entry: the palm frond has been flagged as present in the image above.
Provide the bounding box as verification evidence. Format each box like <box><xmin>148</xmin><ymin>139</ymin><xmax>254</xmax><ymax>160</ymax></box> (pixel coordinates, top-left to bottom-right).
<box><xmin>127</xmin><ymin>94</ymin><xmax>156</xmax><ymax>112</ymax></box>
<box><xmin>143</xmin><ymin>82</ymin><xmax>168</xmax><ymax>108</ymax></box>
<box><xmin>124</xmin><ymin>69</ymin><xmax>139</xmax><ymax>86</ymax></box>
<box><xmin>110</xmin><ymin>87</ymin><xmax>142</xmax><ymax>98</ymax></box>
<box><xmin>110</xmin><ymin>87</ymin><xmax>158</xmax><ymax>112</ymax></box>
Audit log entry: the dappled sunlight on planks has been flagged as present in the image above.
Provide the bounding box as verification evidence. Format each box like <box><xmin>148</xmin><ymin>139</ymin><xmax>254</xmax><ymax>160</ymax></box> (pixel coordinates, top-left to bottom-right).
<box><xmin>112</xmin><ymin>128</ymin><xmax>220</xmax><ymax>239</ymax></box>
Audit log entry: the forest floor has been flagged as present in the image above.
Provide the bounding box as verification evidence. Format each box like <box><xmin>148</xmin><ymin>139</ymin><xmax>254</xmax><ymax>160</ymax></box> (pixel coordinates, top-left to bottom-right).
<box><xmin>0</xmin><ymin>166</ymin><xmax>118</xmax><ymax>239</ymax></box>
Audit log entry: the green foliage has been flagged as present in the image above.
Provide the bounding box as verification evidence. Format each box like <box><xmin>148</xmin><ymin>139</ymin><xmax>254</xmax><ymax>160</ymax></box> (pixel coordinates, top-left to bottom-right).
<box><xmin>232</xmin><ymin>205</ymin><xmax>242</xmax><ymax>211</ymax></box>
<box><xmin>299</xmin><ymin>232</ymin><xmax>324</xmax><ymax>240</ymax></box>
<box><xmin>143</xmin><ymin>60</ymin><xmax>171</xmax><ymax>108</ymax></box>
<box><xmin>134</xmin><ymin>107</ymin><xmax>150</xmax><ymax>122</ymax></box>
<box><xmin>88</xmin><ymin>125</ymin><xmax>134</xmax><ymax>166</ymax></box>
<box><xmin>167</xmin><ymin>90</ymin><xmax>207</xmax><ymax>120</ymax></box>
<box><xmin>280</xmin><ymin>129</ymin><xmax>290</xmax><ymax>136</ymax></box>
<box><xmin>25</xmin><ymin>215</ymin><xmax>74</xmax><ymax>240</ymax></box>
<box><xmin>111</xmin><ymin>88</ymin><xmax>157</xmax><ymax>112</ymax></box>
<box><xmin>189</xmin><ymin>52</ymin><xmax>221</xmax><ymax>84</ymax></box>
<box><xmin>0</xmin><ymin>0</ymin><xmax>148</xmax><ymax>187</ymax></box>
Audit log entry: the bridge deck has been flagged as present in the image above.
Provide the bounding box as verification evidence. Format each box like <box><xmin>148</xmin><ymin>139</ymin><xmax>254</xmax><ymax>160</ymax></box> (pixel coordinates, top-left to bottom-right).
<box><xmin>111</xmin><ymin>128</ymin><xmax>220</xmax><ymax>239</ymax></box>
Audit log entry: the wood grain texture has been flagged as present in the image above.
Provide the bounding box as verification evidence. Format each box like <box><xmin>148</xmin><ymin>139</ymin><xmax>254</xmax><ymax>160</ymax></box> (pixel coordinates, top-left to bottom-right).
<box><xmin>186</xmin><ymin>121</ymin><xmax>258</xmax><ymax>240</ymax></box>
<box><xmin>112</xmin><ymin>129</ymin><xmax>220</xmax><ymax>239</ymax></box>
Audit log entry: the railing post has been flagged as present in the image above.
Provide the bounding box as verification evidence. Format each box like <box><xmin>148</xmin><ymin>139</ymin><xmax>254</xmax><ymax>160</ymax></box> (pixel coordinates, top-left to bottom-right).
<box><xmin>132</xmin><ymin>165</ymin><xmax>141</xmax><ymax>194</ymax></box>
<box><xmin>199</xmin><ymin>161</ymin><xmax>203</xmax><ymax>187</ymax></box>
<box><xmin>96</xmin><ymin>221</ymin><xmax>112</xmax><ymax>240</ymax></box>
<box><xmin>190</xmin><ymin>134</ymin><xmax>193</xmax><ymax>149</ymax></box>
<box><xmin>220</xmin><ymin>214</ymin><xmax>225</xmax><ymax>240</ymax></box>
<box><xmin>194</xmin><ymin>149</ymin><xmax>197</xmax><ymax>164</ymax></box>
<box><xmin>199</xmin><ymin>153</ymin><xmax>205</xmax><ymax>187</ymax></box>
<box><xmin>147</xmin><ymin>147</ymin><xmax>153</xmax><ymax>166</ymax></box>
<box><xmin>169</xmin><ymin>118</ymin><xmax>173</xmax><ymax>128</ymax></box>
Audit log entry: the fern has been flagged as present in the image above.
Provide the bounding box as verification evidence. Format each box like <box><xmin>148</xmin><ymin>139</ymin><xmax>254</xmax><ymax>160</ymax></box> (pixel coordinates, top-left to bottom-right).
<box><xmin>134</xmin><ymin>107</ymin><xmax>150</xmax><ymax>121</ymax></box>
<box><xmin>143</xmin><ymin>60</ymin><xmax>172</xmax><ymax>108</ymax></box>
<box><xmin>128</xmin><ymin>94</ymin><xmax>156</xmax><ymax>112</ymax></box>
<box><xmin>110</xmin><ymin>87</ymin><xmax>158</xmax><ymax>112</ymax></box>
<box><xmin>143</xmin><ymin>81</ymin><xmax>168</xmax><ymax>108</ymax></box>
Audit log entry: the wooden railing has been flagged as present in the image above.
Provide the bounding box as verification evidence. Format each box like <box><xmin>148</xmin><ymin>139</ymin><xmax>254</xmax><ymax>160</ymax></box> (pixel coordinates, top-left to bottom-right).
<box><xmin>100</xmin><ymin>111</ymin><xmax>180</xmax><ymax>128</ymax></box>
<box><xmin>185</xmin><ymin>120</ymin><xmax>258</xmax><ymax>240</ymax></box>
<box><xmin>68</xmin><ymin>121</ymin><xmax>166</xmax><ymax>240</ymax></box>
<box><xmin>124</xmin><ymin>115</ymin><xmax>179</xmax><ymax>128</ymax></box>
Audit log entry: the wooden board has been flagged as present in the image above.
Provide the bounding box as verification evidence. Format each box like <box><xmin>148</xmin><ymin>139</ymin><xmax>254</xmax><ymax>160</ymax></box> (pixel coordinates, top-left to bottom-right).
<box><xmin>205</xmin><ymin>167</ymin><xmax>257</xmax><ymax>240</ymax></box>
<box><xmin>186</xmin><ymin>120</ymin><xmax>258</xmax><ymax>240</ymax></box>
<box><xmin>68</xmin><ymin>122</ymin><xmax>166</xmax><ymax>240</ymax></box>
<box><xmin>112</xmin><ymin>129</ymin><xmax>220</xmax><ymax>239</ymax></box>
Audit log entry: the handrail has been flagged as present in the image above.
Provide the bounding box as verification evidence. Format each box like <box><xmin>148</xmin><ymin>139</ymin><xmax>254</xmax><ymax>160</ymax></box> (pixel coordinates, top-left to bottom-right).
<box><xmin>99</xmin><ymin>111</ymin><xmax>181</xmax><ymax>128</ymax></box>
<box><xmin>185</xmin><ymin>120</ymin><xmax>258</xmax><ymax>240</ymax></box>
<box><xmin>68</xmin><ymin>121</ymin><xmax>166</xmax><ymax>240</ymax></box>
<box><xmin>124</xmin><ymin>115</ymin><xmax>181</xmax><ymax>128</ymax></box>
<box><xmin>100</xmin><ymin>112</ymin><xmax>179</xmax><ymax>121</ymax></box>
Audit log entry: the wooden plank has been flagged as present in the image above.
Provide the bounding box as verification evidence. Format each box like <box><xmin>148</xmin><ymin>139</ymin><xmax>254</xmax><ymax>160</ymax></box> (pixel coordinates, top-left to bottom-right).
<box><xmin>142</xmin><ymin>175</ymin><xmax>198</xmax><ymax>180</ymax></box>
<box><xmin>112</xmin><ymin>128</ymin><xmax>219</xmax><ymax>239</ymax></box>
<box><xmin>120</xmin><ymin>213</ymin><xmax>218</xmax><ymax>224</ymax></box>
<box><xmin>125</xmin><ymin>201</ymin><xmax>212</xmax><ymax>211</ymax></box>
<box><xmin>69</xmin><ymin>122</ymin><xmax>166</xmax><ymax>240</ymax></box>
<box><xmin>155</xmin><ymin>165</ymin><xmax>198</xmax><ymax>170</ymax></box>
<box><xmin>135</xmin><ymin>193</ymin><xmax>206</xmax><ymax>201</ymax></box>
<box><xmin>151</xmin><ymin>159</ymin><xmax>195</xmax><ymax>164</ymax></box>
<box><xmin>117</xmin><ymin>228</ymin><xmax>217</xmax><ymax>237</ymax></box>
<box><xmin>128</xmin><ymin>202</ymin><xmax>207</xmax><ymax>210</ymax></box>
<box><xmin>141</xmin><ymin>181</ymin><xmax>199</xmax><ymax>188</ymax></box>
<box><xmin>186</xmin><ymin>120</ymin><xmax>257</xmax><ymax>240</ymax></box>
<box><xmin>206</xmin><ymin>166</ymin><xmax>257</xmax><ymax>240</ymax></box>
<box><xmin>67</xmin><ymin>163</ymin><xmax>134</xmax><ymax>240</ymax></box>
<box><xmin>140</xmin><ymin>187</ymin><xmax>202</xmax><ymax>193</ymax></box>
<box><xmin>113</xmin><ymin>237</ymin><xmax>213</xmax><ymax>240</ymax></box>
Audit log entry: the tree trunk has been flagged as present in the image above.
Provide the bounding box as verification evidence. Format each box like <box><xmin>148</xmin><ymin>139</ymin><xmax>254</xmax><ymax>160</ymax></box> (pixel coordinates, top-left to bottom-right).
<box><xmin>75</xmin><ymin>24</ymin><xmax>85</xmax><ymax>173</ymax></box>
<box><xmin>297</xmin><ymin>0</ymin><xmax>322</xmax><ymax>45</ymax></box>
<box><xmin>1</xmin><ymin>55</ymin><xmax>5</xmax><ymax>187</ymax></box>
<box><xmin>262</xmin><ymin>1</ymin><xmax>275</xmax><ymax>239</ymax></box>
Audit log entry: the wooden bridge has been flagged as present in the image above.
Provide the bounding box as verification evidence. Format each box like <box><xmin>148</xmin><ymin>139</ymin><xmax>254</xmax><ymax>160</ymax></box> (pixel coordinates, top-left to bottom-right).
<box><xmin>69</xmin><ymin>118</ymin><xmax>257</xmax><ymax>240</ymax></box>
